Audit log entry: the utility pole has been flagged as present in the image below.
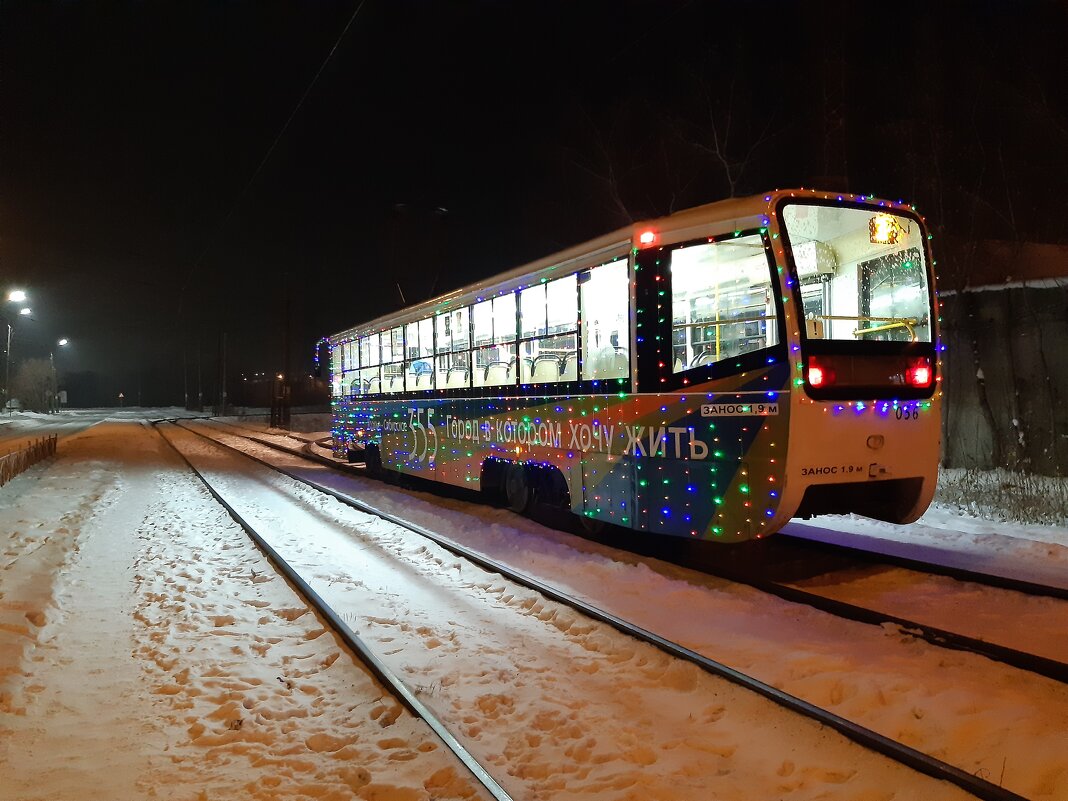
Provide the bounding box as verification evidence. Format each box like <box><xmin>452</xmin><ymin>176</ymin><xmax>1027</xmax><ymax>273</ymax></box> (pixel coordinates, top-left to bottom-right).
<box><xmin>216</xmin><ymin>331</ymin><xmax>227</xmax><ymax>416</ymax></box>
<box><xmin>272</xmin><ymin>269</ymin><xmax>292</xmax><ymax>429</ymax></box>
<box><xmin>4</xmin><ymin>323</ymin><xmax>11</xmax><ymax>408</ymax></box>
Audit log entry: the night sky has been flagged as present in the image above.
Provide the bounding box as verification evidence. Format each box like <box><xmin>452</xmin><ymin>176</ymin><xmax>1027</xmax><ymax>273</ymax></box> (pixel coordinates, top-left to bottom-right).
<box><xmin>2</xmin><ymin>1</ymin><xmax>1066</xmax><ymax>406</ymax></box>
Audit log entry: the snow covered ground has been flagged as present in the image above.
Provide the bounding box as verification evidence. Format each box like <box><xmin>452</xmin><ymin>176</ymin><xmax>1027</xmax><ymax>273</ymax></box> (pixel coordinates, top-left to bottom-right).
<box><xmin>0</xmin><ymin>415</ymin><xmax>491</xmax><ymax>800</ymax></box>
<box><xmin>0</xmin><ymin>410</ymin><xmax>1066</xmax><ymax>799</ymax></box>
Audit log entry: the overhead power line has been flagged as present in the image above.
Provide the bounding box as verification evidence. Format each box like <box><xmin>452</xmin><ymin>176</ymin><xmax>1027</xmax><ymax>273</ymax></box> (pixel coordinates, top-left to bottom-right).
<box><xmin>177</xmin><ymin>0</ymin><xmax>367</xmax><ymax>317</ymax></box>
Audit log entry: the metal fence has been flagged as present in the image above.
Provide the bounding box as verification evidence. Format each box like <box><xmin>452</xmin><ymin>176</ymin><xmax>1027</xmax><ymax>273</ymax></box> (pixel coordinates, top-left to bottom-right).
<box><xmin>0</xmin><ymin>435</ymin><xmax>58</xmax><ymax>487</ymax></box>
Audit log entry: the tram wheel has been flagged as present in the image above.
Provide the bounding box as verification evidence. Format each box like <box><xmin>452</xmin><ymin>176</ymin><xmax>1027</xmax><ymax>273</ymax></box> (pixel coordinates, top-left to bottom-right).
<box><xmin>578</xmin><ymin>514</ymin><xmax>605</xmax><ymax>535</ymax></box>
<box><xmin>504</xmin><ymin>464</ymin><xmax>532</xmax><ymax>514</ymax></box>
<box><xmin>364</xmin><ymin>445</ymin><xmax>383</xmax><ymax>478</ymax></box>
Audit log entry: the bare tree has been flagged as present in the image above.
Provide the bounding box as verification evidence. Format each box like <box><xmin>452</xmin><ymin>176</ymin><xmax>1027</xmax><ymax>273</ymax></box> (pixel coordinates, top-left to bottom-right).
<box><xmin>12</xmin><ymin>358</ymin><xmax>54</xmax><ymax>413</ymax></box>
<box><xmin>685</xmin><ymin>73</ymin><xmax>779</xmax><ymax>199</ymax></box>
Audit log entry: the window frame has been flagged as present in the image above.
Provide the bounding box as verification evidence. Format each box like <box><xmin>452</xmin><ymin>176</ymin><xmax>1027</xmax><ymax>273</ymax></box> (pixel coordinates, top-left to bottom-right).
<box><xmin>777</xmin><ymin>197</ymin><xmax>938</xmax><ymax>400</ymax></box>
<box><xmin>518</xmin><ymin>274</ymin><xmax>580</xmax><ymax>388</ymax></box>
<box><xmin>637</xmin><ymin>228</ymin><xmax>786</xmax><ymax>393</ymax></box>
<box><xmin>578</xmin><ymin>259</ymin><xmax>630</xmax><ymax>383</ymax></box>
<box><xmin>778</xmin><ymin>198</ymin><xmax>936</xmax><ymax>356</ymax></box>
<box><xmin>340</xmin><ymin>254</ymin><xmax>634</xmax><ymax>400</ymax></box>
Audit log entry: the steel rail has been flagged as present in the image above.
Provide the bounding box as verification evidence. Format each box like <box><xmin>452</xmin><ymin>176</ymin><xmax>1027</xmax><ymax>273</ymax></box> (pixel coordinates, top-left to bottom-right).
<box><xmin>174</xmin><ymin>418</ymin><xmax>1028</xmax><ymax>801</ymax></box>
<box><xmin>720</xmin><ymin>569</ymin><xmax>1068</xmax><ymax>684</ymax></box>
<box><xmin>777</xmin><ymin>531</ymin><xmax>1068</xmax><ymax>600</ymax></box>
<box><xmin>194</xmin><ymin>419</ymin><xmax>1068</xmax><ymax>682</ymax></box>
<box><xmin>153</xmin><ymin>422</ymin><xmax>514</xmax><ymax>801</ymax></box>
<box><xmin>191</xmin><ymin>418</ymin><xmax>1068</xmax><ymax>603</ymax></box>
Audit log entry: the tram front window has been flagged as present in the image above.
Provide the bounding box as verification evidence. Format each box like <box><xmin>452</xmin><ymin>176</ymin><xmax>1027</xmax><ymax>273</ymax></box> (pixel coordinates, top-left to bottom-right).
<box><xmin>781</xmin><ymin>204</ymin><xmax>932</xmax><ymax>344</ymax></box>
<box><xmin>782</xmin><ymin>202</ymin><xmax>936</xmax><ymax>399</ymax></box>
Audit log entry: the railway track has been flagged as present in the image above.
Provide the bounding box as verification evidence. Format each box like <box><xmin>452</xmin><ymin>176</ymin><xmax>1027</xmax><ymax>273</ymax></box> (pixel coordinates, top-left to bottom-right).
<box><xmin>775</xmin><ymin>529</ymin><xmax>1068</xmax><ymax>600</ymax></box>
<box><xmin>155</xmin><ymin>422</ymin><xmax>513</xmax><ymax>801</ymax></box>
<box><xmin>190</xmin><ymin>417</ymin><xmax>1068</xmax><ymax>682</ymax></box>
<box><xmin>158</xmin><ymin>418</ymin><xmax>1038</xmax><ymax>801</ymax></box>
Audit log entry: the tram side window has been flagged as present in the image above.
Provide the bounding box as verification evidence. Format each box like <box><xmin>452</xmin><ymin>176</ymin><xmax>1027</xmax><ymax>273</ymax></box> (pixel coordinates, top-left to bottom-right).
<box><xmin>379</xmin><ymin>326</ymin><xmax>404</xmax><ymax>393</ymax></box>
<box><xmin>404</xmin><ymin>317</ymin><xmax>435</xmax><ymax>391</ymax></box>
<box><xmin>350</xmin><ymin>339</ymin><xmax>364</xmax><ymax>395</ymax></box>
<box><xmin>472</xmin><ymin>294</ymin><xmax>518</xmax><ymax>387</ymax></box>
<box><xmin>670</xmin><ymin>234</ymin><xmax>776</xmax><ymax>372</ymax></box>
<box><xmin>435</xmin><ymin>308</ymin><xmax>471</xmax><ymax>389</ymax></box>
<box><xmin>520</xmin><ymin>275</ymin><xmax>578</xmax><ymax>384</ymax></box>
<box><xmin>361</xmin><ymin>333</ymin><xmax>381</xmax><ymax>394</ymax></box>
<box><xmin>579</xmin><ymin>260</ymin><xmax>629</xmax><ymax>381</ymax></box>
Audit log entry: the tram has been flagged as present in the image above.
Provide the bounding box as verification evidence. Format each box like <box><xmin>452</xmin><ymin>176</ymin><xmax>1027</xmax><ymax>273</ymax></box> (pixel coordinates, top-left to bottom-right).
<box><xmin>325</xmin><ymin>189</ymin><xmax>941</xmax><ymax>543</ymax></box>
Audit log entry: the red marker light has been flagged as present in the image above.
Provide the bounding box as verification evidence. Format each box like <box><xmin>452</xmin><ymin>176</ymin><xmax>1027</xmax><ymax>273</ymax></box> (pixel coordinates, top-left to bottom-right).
<box><xmin>906</xmin><ymin>357</ymin><xmax>933</xmax><ymax>388</ymax></box>
<box><xmin>638</xmin><ymin>229</ymin><xmax>657</xmax><ymax>247</ymax></box>
<box><xmin>807</xmin><ymin>357</ymin><xmax>834</xmax><ymax>388</ymax></box>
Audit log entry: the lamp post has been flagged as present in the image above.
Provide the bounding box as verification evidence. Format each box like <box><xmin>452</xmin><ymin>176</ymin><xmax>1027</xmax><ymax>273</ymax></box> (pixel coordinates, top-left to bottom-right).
<box><xmin>3</xmin><ymin>289</ymin><xmax>30</xmax><ymax>409</ymax></box>
<box><xmin>50</xmin><ymin>339</ymin><xmax>69</xmax><ymax>413</ymax></box>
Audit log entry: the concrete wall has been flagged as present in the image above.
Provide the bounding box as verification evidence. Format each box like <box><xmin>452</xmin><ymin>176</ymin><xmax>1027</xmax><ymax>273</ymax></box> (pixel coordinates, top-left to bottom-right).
<box><xmin>941</xmin><ymin>284</ymin><xmax>1068</xmax><ymax>474</ymax></box>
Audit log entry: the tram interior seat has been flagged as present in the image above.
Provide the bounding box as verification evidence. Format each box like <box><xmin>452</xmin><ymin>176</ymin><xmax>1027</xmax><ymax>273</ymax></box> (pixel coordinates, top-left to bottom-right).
<box><xmin>482</xmin><ymin>361</ymin><xmax>511</xmax><ymax>386</ymax></box>
<box><xmin>691</xmin><ymin>351</ymin><xmax>715</xmax><ymax>367</ymax></box>
<box><xmin>586</xmin><ymin>347</ymin><xmax>628</xmax><ymax>380</ymax></box>
<box><xmin>445</xmin><ymin>367</ymin><xmax>469</xmax><ymax>388</ymax></box>
<box><xmin>672</xmin><ymin>358</ymin><xmax>683</xmax><ymax>373</ymax></box>
<box><xmin>531</xmin><ymin>355</ymin><xmax>562</xmax><ymax>382</ymax></box>
<box><xmin>561</xmin><ymin>353</ymin><xmax>578</xmax><ymax>382</ymax></box>
<box><xmin>367</xmin><ymin>376</ymin><xmax>381</xmax><ymax>394</ymax></box>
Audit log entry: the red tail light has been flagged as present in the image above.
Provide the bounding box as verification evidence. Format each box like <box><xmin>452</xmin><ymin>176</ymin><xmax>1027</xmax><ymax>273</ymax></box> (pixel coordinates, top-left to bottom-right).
<box><xmin>807</xmin><ymin>358</ymin><xmax>835</xmax><ymax>388</ymax></box>
<box><xmin>905</xmin><ymin>357</ymin><xmax>933</xmax><ymax>388</ymax></box>
<box><xmin>803</xmin><ymin>353</ymin><xmax>935</xmax><ymax>397</ymax></box>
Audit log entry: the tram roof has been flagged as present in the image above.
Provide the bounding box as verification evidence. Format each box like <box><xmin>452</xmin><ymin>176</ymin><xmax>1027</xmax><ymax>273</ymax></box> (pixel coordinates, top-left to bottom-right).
<box><xmin>327</xmin><ymin>188</ymin><xmax>894</xmax><ymax>342</ymax></box>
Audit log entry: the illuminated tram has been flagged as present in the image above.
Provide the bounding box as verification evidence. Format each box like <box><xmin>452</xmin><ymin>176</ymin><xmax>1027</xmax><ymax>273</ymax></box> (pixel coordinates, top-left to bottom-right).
<box><xmin>325</xmin><ymin>189</ymin><xmax>941</xmax><ymax>543</ymax></box>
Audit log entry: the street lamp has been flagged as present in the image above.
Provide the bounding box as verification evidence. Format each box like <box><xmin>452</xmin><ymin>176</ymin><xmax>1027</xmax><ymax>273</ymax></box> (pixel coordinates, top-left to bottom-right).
<box><xmin>3</xmin><ymin>289</ymin><xmax>30</xmax><ymax>408</ymax></box>
<box><xmin>50</xmin><ymin>338</ymin><xmax>69</xmax><ymax>413</ymax></box>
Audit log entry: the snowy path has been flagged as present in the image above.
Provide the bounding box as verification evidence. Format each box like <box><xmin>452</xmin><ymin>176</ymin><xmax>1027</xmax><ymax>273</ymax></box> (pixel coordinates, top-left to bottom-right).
<box><xmin>0</xmin><ymin>415</ymin><xmax>91</xmax><ymax>454</ymax></box>
<box><xmin>198</xmin><ymin>420</ymin><xmax>1068</xmax><ymax>800</ymax></box>
<box><xmin>0</xmin><ymin>421</ymin><xmax>493</xmax><ymax>800</ymax></box>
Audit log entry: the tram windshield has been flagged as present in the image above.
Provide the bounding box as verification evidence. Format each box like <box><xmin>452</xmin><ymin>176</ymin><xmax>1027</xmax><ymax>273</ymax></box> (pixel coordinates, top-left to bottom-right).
<box><xmin>781</xmin><ymin>204</ymin><xmax>932</xmax><ymax>344</ymax></box>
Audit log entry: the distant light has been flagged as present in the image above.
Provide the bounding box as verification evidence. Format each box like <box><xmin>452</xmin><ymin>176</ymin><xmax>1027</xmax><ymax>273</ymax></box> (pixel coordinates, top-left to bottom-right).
<box><xmin>7</xmin><ymin>290</ymin><xmax>27</xmax><ymax>303</ymax></box>
<box><xmin>19</xmin><ymin>307</ymin><xmax>31</xmax><ymax>316</ymax></box>
<box><xmin>58</xmin><ymin>338</ymin><xmax>69</xmax><ymax>346</ymax></box>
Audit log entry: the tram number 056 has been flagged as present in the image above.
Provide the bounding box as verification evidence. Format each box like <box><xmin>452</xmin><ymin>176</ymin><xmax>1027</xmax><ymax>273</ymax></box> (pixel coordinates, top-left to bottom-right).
<box><xmin>894</xmin><ymin>406</ymin><xmax>920</xmax><ymax>421</ymax></box>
